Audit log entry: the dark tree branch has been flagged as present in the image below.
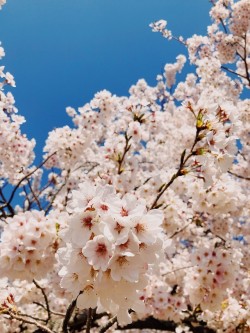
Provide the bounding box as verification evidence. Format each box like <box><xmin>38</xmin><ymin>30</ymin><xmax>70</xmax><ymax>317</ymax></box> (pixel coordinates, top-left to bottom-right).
<box><xmin>117</xmin><ymin>132</ymin><xmax>132</xmax><ymax>174</ymax></box>
<box><xmin>27</xmin><ymin>178</ymin><xmax>42</xmax><ymax>210</ymax></box>
<box><xmin>150</xmin><ymin>127</ymin><xmax>200</xmax><ymax>209</ymax></box>
<box><xmin>99</xmin><ymin>315</ymin><xmax>117</xmax><ymax>333</ymax></box>
<box><xmin>62</xmin><ymin>298</ymin><xmax>77</xmax><ymax>333</ymax></box>
<box><xmin>117</xmin><ymin>316</ymin><xmax>216</xmax><ymax>333</ymax></box>
<box><xmin>86</xmin><ymin>308</ymin><xmax>93</xmax><ymax>333</ymax></box>
<box><xmin>0</xmin><ymin>188</ymin><xmax>14</xmax><ymax>216</ymax></box>
<box><xmin>228</xmin><ymin>170</ymin><xmax>250</xmax><ymax>181</ymax></box>
<box><xmin>33</xmin><ymin>280</ymin><xmax>51</xmax><ymax>323</ymax></box>
<box><xmin>221</xmin><ymin>66</ymin><xmax>248</xmax><ymax>80</ymax></box>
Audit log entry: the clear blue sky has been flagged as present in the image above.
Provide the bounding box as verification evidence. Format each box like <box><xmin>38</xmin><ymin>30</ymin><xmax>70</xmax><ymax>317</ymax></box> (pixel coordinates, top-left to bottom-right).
<box><xmin>0</xmin><ymin>0</ymin><xmax>211</xmax><ymax>158</ymax></box>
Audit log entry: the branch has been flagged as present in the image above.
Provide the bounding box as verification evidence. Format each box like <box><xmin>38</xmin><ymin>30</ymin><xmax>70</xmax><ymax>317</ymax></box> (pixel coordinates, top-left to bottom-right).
<box><xmin>4</xmin><ymin>310</ymin><xmax>55</xmax><ymax>333</ymax></box>
<box><xmin>27</xmin><ymin>178</ymin><xmax>43</xmax><ymax>210</ymax></box>
<box><xmin>33</xmin><ymin>302</ymin><xmax>65</xmax><ymax>318</ymax></box>
<box><xmin>134</xmin><ymin>176</ymin><xmax>151</xmax><ymax>191</ymax></box>
<box><xmin>228</xmin><ymin>170</ymin><xmax>250</xmax><ymax>181</ymax></box>
<box><xmin>44</xmin><ymin>169</ymin><xmax>70</xmax><ymax>214</ymax></box>
<box><xmin>150</xmin><ymin>171</ymin><xmax>181</xmax><ymax>209</ymax></box>
<box><xmin>72</xmin><ymin>161</ymin><xmax>99</xmax><ymax>173</ymax></box>
<box><xmin>0</xmin><ymin>188</ymin><xmax>15</xmax><ymax>217</ymax></box>
<box><xmin>117</xmin><ymin>132</ymin><xmax>132</xmax><ymax>174</ymax></box>
<box><xmin>86</xmin><ymin>308</ymin><xmax>93</xmax><ymax>333</ymax></box>
<box><xmin>99</xmin><ymin>315</ymin><xmax>117</xmax><ymax>333</ymax></box>
<box><xmin>37</xmin><ymin>178</ymin><xmax>55</xmax><ymax>198</ymax></box>
<box><xmin>50</xmin><ymin>310</ymin><xmax>66</xmax><ymax>317</ymax></box>
<box><xmin>17</xmin><ymin>312</ymin><xmax>47</xmax><ymax>323</ymax></box>
<box><xmin>33</xmin><ymin>280</ymin><xmax>51</xmax><ymax>323</ymax></box>
<box><xmin>163</xmin><ymin>265</ymin><xmax>194</xmax><ymax>277</ymax></box>
<box><xmin>239</xmin><ymin>34</ymin><xmax>250</xmax><ymax>87</ymax></box>
<box><xmin>62</xmin><ymin>298</ymin><xmax>77</xmax><ymax>333</ymax></box>
<box><xmin>209</xmin><ymin>0</ymin><xmax>228</xmax><ymax>34</ymax></box>
<box><xmin>117</xmin><ymin>316</ymin><xmax>216</xmax><ymax>333</ymax></box>
<box><xmin>169</xmin><ymin>221</ymin><xmax>192</xmax><ymax>239</ymax></box>
<box><xmin>0</xmin><ymin>152</ymin><xmax>56</xmax><ymax>212</ymax></box>
<box><xmin>33</xmin><ymin>301</ymin><xmax>47</xmax><ymax>310</ymax></box>
<box><xmin>22</xmin><ymin>185</ymin><xmax>32</xmax><ymax>210</ymax></box>
<box><xmin>150</xmin><ymin>115</ymin><xmax>206</xmax><ymax>210</ymax></box>
<box><xmin>170</xmin><ymin>35</ymin><xmax>187</xmax><ymax>46</ymax></box>
<box><xmin>221</xmin><ymin>66</ymin><xmax>248</xmax><ymax>80</ymax></box>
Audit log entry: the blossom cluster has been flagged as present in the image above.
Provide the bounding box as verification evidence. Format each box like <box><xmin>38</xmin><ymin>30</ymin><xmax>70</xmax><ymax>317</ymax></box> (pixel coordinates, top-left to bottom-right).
<box><xmin>142</xmin><ymin>276</ymin><xmax>186</xmax><ymax>322</ymax></box>
<box><xmin>57</xmin><ymin>182</ymin><xmax>164</xmax><ymax>324</ymax></box>
<box><xmin>0</xmin><ymin>40</ymin><xmax>35</xmax><ymax>185</ymax></box>
<box><xmin>184</xmin><ymin>245</ymin><xmax>242</xmax><ymax>311</ymax></box>
<box><xmin>0</xmin><ymin>210</ymin><xmax>58</xmax><ymax>281</ymax></box>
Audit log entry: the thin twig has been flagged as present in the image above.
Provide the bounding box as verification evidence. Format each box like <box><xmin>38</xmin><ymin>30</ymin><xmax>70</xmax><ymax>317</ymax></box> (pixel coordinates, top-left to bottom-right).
<box><xmin>34</xmin><ymin>302</ymin><xmax>65</xmax><ymax>317</ymax></box>
<box><xmin>99</xmin><ymin>315</ymin><xmax>117</xmax><ymax>333</ymax></box>
<box><xmin>86</xmin><ymin>308</ymin><xmax>93</xmax><ymax>333</ymax></box>
<box><xmin>169</xmin><ymin>221</ymin><xmax>192</xmax><ymax>239</ymax></box>
<box><xmin>45</xmin><ymin>169</ymin><xmax>70</xmax><ymax>214</ymax></box>
<box><xmin>150</xmin><ymin>121</ymin><xmax>202</xmax><ymax>209</ymax></box>
<box><xmin>33</xmin><ymin>301</ymin><xmax>47</xmax><ymax>310</ymax></box>
<box><xmin>150</xmin><ymin>172</ymin><xmax>180</xmax><ymax>210</ymax></box>
<box><xmin>5</xmin><ymin>310</ymin><xmax>55</xmax><ymax>333</ymax></box>
<box><xmin>33</xmin><ymin>280</ymin><xmax>51</xmax><ymax>323</ymax></box>
<box><xmin>228</xmin><ymin>171</ymin><xmax>250</xmax><ymax>181</ymax></box>
<box><xmin>163</xmin><ymin>265</ymin><xmax>195</xmax><ymax>276</ymax></box>
<box><xmin>134</xmin><ymin>177</ymin><xmax>151</xmax><ymax>191</ymax></box>
<box><xmin>210</xmin><ymin>0</ymin><xmax>228</xmax><ymax>33</ymax></box>
<box><xmin>50</xmin><ymin>310</ymin><xmax>66</xmax><ymax>317</ymax></box>
<box><xmin>221</xmin><ymin>66</ymin><xmax>248</xmax><ymax>80</ymax></box>
<box><xmin>17</xmin><ymin>312</ymin><xmax>47</xmax><ymax>323</ymax></box>
<box><xmin>219</xmin><ymin>17</ymin><xmax>228</xmax><ymax>34</ymax></box>
<box><xmin>117</xmin><ymin>132</ymin><xmax>132</xmax><ymax>174</ymax></box>
<box><xmin>27</xmin><ymin>178</ymin><xmax>42</xmax><ymax>210</ymax></box>
<box><xmin>242</xmin><ymin>34</ymin><xmax>250</xmax><ymax>87</ymax></box>
<box><xmin>72</xmin><ymin>161</ymin><xmax>99</xmax><ymax>173</ymax></box>
<box><xmin>0</xmin><ymin>152</ymin><xmax>56</xmax><ymax>211</ymax></box>
<box><xmin>22</xmin><ymin>185</ymin><xmax>32</xmax><ymax>210</ymax></box>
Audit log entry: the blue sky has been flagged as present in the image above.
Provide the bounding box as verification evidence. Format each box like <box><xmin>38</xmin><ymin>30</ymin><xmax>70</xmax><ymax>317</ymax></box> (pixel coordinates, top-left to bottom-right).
<box><xmin>0</xmin><ymin>0</ymin><xmax>211</xmax><ymax>158</ymax></box>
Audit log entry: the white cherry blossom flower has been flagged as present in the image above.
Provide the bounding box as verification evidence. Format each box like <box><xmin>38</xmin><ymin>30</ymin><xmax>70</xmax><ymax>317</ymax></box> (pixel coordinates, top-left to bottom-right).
<box><xmin>83</xmin><ymin>235</ymin><xmax>113</xmax><ymax>271</ymax></box>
